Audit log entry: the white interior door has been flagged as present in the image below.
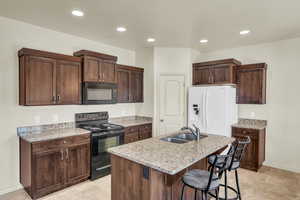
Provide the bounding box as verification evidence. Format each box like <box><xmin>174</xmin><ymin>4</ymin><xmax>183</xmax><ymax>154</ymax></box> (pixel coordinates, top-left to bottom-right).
<box><xmin>159</xmin><ymin>75</ymin><xmax>185</xmax><ymax>136</ymax></box>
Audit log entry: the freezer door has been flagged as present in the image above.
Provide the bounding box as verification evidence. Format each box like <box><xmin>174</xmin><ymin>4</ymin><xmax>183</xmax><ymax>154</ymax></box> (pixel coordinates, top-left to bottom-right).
<box><xmin>205</xmin><ymin>87</ymin><xmax>227</xmax><ymax>136</ymax></box>
<box><xmin>205</xmin><ymin>86</ymin><xmax>237</xmax><ymax>137</ymax></box>
<box><xmin>188</xmin><ymin>87</ymin><xmax>207</xmax><ymax>131</ymax></box>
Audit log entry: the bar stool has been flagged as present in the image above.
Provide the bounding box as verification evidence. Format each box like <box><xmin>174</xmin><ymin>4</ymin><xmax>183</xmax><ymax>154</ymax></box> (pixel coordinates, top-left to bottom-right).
<box><xmin>208</xmin><ymin>136</ymin><xmax>251</xmax><ymax>200</ymax></box>
<box><xmin>180</xmin><ymin>154</ymin><xmax>231</xmax><ymax>200</ymax></box>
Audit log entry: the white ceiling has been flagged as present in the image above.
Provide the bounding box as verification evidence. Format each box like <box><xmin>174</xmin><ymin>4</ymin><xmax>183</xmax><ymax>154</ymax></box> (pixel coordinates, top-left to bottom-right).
<box><xmin>1</xmin><ymin>0</ymin><xmax>300</xmax><ymax>52</ymax></box>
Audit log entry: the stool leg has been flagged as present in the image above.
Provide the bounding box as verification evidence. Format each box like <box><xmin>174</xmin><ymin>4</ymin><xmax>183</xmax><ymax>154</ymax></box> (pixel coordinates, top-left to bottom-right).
<box><xmin>194</xmin><ymin>190</ymin><xmax>197</xmax><ymax>200</ymax></box>
<box><xmin>204</xmin><ymin>192</ymin><xmax>208</xmax><ymax>200</ymax></box>
<box><xmin>181</xmin><ymin>184</ymin><xmax>186</xmax><ymax>200</ymax></box>
<box><xmin>224</xmin><ymin>170</ymin><xmax>228</xmax><ymax>200</ymax></box>
<box><xmin>235</xmin><ymin>170</ymin><xmax>242</xmax><ymax>200</ymax></box>
<box><xmin>216</xmin><ymin>188</ymin><xmax>219</xmax><ymax>200</ymax></box>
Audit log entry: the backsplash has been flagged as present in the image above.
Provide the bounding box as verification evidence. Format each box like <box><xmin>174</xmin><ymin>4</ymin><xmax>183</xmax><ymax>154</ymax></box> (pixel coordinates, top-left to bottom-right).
<box><xmin>17</xmin><ymin>122</ymin><xmax>75</xmax><ymax>136</ymax></box>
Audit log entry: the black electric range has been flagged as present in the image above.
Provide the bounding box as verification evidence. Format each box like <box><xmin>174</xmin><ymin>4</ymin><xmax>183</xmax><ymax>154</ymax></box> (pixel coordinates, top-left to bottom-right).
<box><xmin>75</xmin><ymin>112</ymin><xmax>124</xmax><ymax>180</ymax></box>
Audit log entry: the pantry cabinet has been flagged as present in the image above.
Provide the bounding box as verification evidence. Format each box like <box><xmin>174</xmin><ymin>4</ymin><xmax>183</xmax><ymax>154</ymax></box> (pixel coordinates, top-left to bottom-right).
<box><xmin>18</xmin><ymin>48</ymin><xmax>82</xmax><ymax>106</ymax></box>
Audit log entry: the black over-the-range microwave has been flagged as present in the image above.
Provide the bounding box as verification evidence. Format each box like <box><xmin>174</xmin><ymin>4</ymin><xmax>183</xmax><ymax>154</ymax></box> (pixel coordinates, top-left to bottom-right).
<box><xmin>82</xmin><ymin>82</ymin><xmax>118</xmax><ymax>105</ymax></box>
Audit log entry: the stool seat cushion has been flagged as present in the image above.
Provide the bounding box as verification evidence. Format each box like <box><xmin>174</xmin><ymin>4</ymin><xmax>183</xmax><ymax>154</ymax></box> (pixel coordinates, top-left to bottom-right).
<box><xmin>182</xmin><ymin>169</ymin><xmax>219</xmax><ymax>190</ymax></box>
<box><xmin>208</xmin><ymin>155</ymin><xmax>240</xmax><ymax>170</ymax></box>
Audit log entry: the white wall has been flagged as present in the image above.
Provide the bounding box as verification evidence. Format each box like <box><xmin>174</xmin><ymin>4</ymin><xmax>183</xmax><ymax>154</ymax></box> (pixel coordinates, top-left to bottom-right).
<box><xmin>153</xmin><ymin>47</ymin><xmax>200</xmax><ymax>136</ymax></box>
<box><xmin>0</xmin><ymin>16</ymin><xmax>142</xmax><ymax>194</ymax></box>
<box><xmin>198</xmin><ymin>37</ymin><xmax>300</xmax><ymax>173</ymax></box>
<box><xmin>135</xmin><ymin>47</ymin><xmax>154</xmax><ymax>117</ymax></box>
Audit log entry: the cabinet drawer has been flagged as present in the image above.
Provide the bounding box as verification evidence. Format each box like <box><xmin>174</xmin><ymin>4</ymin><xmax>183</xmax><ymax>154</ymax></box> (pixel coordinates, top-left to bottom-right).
<box><xmin>32</xmin><ymin>134</ymin><xmax>90</xmax><ymax>153</ymax></box>
<box><xmin>124</xmin><ymin>132</ymin><xmax>139</xmax><ymax>144</ymax></box>
<box><xmin>125</xmin><ymin>126</ymin><xmax>139</xmax><ymax>133</ymax></box>
<box><xmin>139</xmin><ymin>124</ymin><xmax>152</xmax><ymax>132</ymax></box>
<box><xmin>232</xmin><ymin>127</ymin><xmax>259</xmax><ymax>138</ymax></box>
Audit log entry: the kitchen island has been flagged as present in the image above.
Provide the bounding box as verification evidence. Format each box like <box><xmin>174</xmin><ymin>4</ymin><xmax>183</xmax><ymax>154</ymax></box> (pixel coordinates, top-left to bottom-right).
<box><xmin>108</xmin><ymin>132</ymin><xmax>235</xmax><ymax>200</ymax></box>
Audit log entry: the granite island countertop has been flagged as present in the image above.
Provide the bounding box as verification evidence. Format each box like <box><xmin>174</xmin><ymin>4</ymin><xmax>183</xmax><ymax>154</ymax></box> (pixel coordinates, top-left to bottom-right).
<box><xmin>18</xmin><ymin>127</ymin><xmax>91</xmax><ymax>143</ymax></box>
<box><xmin>109</xmin><ymin>116</ymin><xmax>152</xmax><ymax>127</ymax></box>
<box><xmin>232</xmin><ymin>118</ymin><xmax>267</xmax><ymax>130</ymax></box>
<box><xmin>108</xmin><ymin>132</ymin><xmax>235</xmax><ymax>175</ymax></box>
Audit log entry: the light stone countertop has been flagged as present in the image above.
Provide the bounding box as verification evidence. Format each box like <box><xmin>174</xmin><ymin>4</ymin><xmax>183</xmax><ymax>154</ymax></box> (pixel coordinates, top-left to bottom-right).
<box><xmin>232</xmin><ymin>118</ymin><xmax>267</xmax><ymax>130</ymax></box>
<box><xmin>108</xmin><ymin>132</ymin><xmax>235</xmax><ymax>175</ymax></box>
<box><xmin>109</xmin><ymin>116</ymin><xmax>152</xmax><ymax>127</ymax></box>
<box><xmin>19</xmin><ymin>128</ymin><xmax>91</xmax><ymax>143</ymax></box>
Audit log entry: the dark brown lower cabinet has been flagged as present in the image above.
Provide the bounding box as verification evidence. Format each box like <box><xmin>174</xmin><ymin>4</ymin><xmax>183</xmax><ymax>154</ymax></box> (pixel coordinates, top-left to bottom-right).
<box><xmin>124</xmin><ymin>123</ymin><xmax>152</xmax><ymax>144</ymax></box>
<box><xmin>20</xmin><ymin>134</ymin><xmax>90</xmax><ymax>199</ymax></box>
<box><xmin>111</xmin><ymin>152</ymin><xmax>215</xmax><ymax>200</ymax></box>
<box><xmin>232</xmin><ymin>127</ymin><xmax>266</xmax><ymax>171</ymax></box>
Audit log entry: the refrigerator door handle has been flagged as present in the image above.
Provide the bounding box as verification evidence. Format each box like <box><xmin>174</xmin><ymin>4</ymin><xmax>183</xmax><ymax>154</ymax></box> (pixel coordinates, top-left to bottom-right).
<box><xmin>202</xmin><ymin>91</ymin><xmax>205</xmax><ymax>129</ymax></box>
<box><xmin>205</xmin><ymin>89</ymin><xmax>208</xmax><ymax>131</ymax></box>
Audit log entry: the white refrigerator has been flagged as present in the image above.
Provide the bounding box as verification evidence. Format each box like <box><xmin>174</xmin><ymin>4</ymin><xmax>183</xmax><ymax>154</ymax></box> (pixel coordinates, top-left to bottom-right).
<box><xmin>188</xmin><ymin>86</ymin><xmax>238</xmax><ymax>137</ymax></box>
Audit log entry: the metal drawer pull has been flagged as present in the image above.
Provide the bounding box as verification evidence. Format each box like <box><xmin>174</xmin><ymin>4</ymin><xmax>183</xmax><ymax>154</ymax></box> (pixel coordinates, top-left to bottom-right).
<box><xmin>60</xmin><ymin>149</ymin><xmax>64</xmax><ymax>161</ymax></box>
<box><xmin>96</xmin><ymin>165</ymin><xmax>111</xmax><ymax>171</ymax></box>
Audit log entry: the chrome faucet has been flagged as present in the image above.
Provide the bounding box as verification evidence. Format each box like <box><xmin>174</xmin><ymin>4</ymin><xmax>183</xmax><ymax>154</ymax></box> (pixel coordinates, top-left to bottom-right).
<box><xmin>181</xmin><ymin>124</ymin><xmax>201</xmax><ymax>141</ymax></box>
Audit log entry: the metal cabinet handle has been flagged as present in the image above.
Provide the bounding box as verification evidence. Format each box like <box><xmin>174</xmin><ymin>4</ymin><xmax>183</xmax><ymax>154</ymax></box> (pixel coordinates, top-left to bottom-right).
<box><xmin>52</xmin><ymin>96</ymin><xmax>56</xmax><ymax>103</ymax></box>
<box><xmin>66</xmin><ymin>149</ymin><xmax>69</xmax><ymax>160</ymax></box>
<box><xmin>57</xmin><ymin>95</ymin><xmax>60</xmax><ymax>102</ymax></box>
<box><xmin>60</xmin><ymin>149</ymin><xmax>64</xmax><ymax>161</ymax></box>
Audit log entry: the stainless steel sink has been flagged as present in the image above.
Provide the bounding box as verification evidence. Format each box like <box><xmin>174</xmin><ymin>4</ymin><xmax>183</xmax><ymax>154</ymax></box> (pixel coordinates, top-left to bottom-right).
<box><xmin>160</xmin><ymin>132</ymin><xmax>207</xmax><ymax>144</ymax></box>
<box><xmin>160</xmin><ymin>137</ymin><xmax>189</xmax><ymax>144</ymax></box>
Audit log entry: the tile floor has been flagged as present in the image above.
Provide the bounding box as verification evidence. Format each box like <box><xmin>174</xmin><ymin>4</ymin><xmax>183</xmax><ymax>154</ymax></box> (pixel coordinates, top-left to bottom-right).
<box><xmin>1</xmin><ymin>166</ymin><xmax>300</xmax><ymax>200</ymax></box>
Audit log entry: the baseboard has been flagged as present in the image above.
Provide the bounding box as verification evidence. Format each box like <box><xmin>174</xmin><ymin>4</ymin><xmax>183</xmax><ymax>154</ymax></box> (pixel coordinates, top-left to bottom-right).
<box><xmin>0</xmin><ymin>184</ymin><xmax>23</xmax><ymax>196</ymax></box>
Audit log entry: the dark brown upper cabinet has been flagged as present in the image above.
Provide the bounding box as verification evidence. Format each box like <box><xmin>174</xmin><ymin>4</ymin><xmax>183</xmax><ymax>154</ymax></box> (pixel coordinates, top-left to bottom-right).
<box><xmin>73</xmin><ymin>50</ymin><xmax>118</xmax><ymax>83</ymax></box>
<box><xmin>193</xmin><ymin>59</ymin><xmax>241</xmax><ymax>85</ymax></box>
<box><xmin>236</xmin><ymin>63</ymin><xmax>267</xmax><ymax>104</ymax></box>
<box><xmin>117</xmin><ymin>65</ymin><xmax>144</xmax><ymax>103</ymax></box>
<box><xmin>19</xmin><ymin>48</ymin><xmax>82</xmax><ymax>106</ymax></box>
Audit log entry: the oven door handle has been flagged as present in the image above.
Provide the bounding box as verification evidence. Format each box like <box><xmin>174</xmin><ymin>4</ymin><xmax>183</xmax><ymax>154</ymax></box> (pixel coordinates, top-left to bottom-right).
<box><xmin>96</xmin><ymin>165</ymin><xmax>112</xmax><ymax>171</ymax></box>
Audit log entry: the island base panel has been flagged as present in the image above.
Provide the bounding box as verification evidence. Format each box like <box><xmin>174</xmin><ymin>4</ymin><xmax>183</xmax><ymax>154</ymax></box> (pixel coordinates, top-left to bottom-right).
<box><xmin>111</xmin><ymin>154</ymin><xmax>209</xmax><ymax>200</ymax></box>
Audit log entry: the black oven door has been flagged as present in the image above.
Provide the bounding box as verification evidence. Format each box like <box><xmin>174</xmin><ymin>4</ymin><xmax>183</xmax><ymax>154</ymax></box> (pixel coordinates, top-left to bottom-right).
<box><xmin>91</xmin><ymin>131</ymin><xmax>124</xmax><ymax>180</ymax></box>
<box><xmin>82</xmin><ymin>82</ymin><xmax>118</xmax><ymax>104</ymax></box>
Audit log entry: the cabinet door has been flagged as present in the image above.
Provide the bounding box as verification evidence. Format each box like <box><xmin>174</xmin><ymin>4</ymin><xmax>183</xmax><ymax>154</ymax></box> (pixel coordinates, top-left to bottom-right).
<box><xmin>139</xmin><ymin>124</ymin><xmax>152</xmax><ymax>140</ymax></box>
<box><xmin>101</xmin><ymin>61</ymin><xmax>117</xmax><ymax>83</ymax></box>
<box><xmin>25</xmin><ymin>56</ymin><xmax>56</xmax><ymax>105</ymax></box>
<box><xmin>32</xmin><ymin>149</ymin><xmax>65</xmax><ymax>197</ymax></box>
<box><xmin>241</xmin><ymin>137</ymin><xmax>258</xmax><ymax>170</ymax></box>
<box><xmin>56</xmin><ymin>61</ymin><xmax>81</xmax><ymax>105</ymax></box>
<box><xmin>237</xmin><ymin>64</ymin><xmax>266</xmax><ymax>104</ymax></box>
<box><xmin>211</xmin><ymin>65</ymin><xmax>233</xmax><ymax>84</ymax></box>
<box><xmin>117</xmin><ymin>69</ymin><xmax>131</xmax><ymax>103</ymax></box>
<box><xmin>131</xmin><ymin>71</ymin><xmax>144</xmax><ymax>102</ymax></box>
<box><xmin>124</xmin><ymin>132</ymin><xmax>140</xmax><ymax>144</ymax></box>
<box><xmin>83</xmin><ymin>57</ymin><xmax>100</xmax><ymax>82</ymax></box>
<box><xmin>193</xmin><ymin>67</ymin><xmax>211</xmax><ymax>85</ymax></box>
<box><xmin>66</xmin><ymin>143</ymin><xmax>90</xmax><ymax>184</ymax></box>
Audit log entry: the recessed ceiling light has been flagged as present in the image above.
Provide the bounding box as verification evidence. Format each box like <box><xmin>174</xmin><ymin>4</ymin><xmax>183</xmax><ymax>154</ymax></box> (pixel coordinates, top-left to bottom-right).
<box><xmin>116</xmin><ymin>27</ymin><xmax>127</xmax><ymax>32</ymax></box>
<box><xmin>72</xmin><ymin>10</ymin><xmax>84</xmax><ymax>17</ymax></box>
<box><xmin>147</xmin><ymin>38</ymin><xmax>156</xmax><ymax>42</ymax></box>
<box><xmin>200</xmin><ymin>39</ymin><xmax>208</xmax><ymax>44</ymax></box>
<box><xmin>240</xmin><ymin>30</ymin><xmax>251</xmax><ymax>35</ymax></box>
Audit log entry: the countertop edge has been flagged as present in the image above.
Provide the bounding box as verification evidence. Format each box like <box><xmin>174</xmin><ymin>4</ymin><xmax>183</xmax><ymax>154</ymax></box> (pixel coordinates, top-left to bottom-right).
<box><xmin>19</xmin><ymin>128</ymin><xmax>91</xmax><ymax>143</ymax></box>
<box><xmin>108</xmin><ymin>139</ymin><xmax>233</xmax><ymax>175</ymax></box>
